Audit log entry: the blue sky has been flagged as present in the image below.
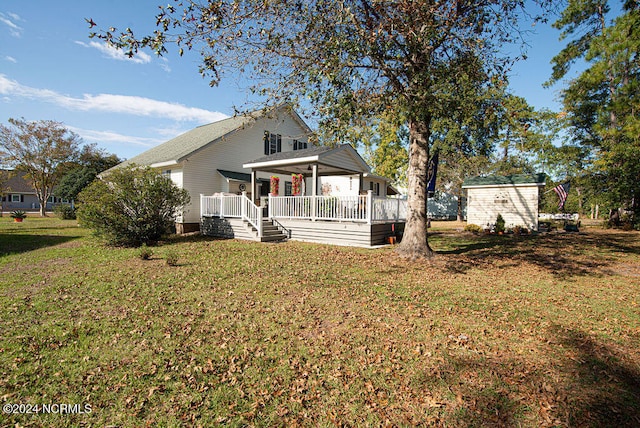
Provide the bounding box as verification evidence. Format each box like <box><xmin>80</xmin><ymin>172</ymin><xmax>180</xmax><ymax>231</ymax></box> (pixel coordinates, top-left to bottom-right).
<box><xmin>1</xmin><ymin>1</ymin><xmax>583</xmax><ymax>161</ymax></box>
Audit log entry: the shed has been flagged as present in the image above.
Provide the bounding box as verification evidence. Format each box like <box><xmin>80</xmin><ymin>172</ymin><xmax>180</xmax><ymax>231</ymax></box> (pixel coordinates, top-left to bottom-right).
<box><xmin>462</xmin><ymin>173</ymin><xmax>546</xmax><ymax>230</ymax></box>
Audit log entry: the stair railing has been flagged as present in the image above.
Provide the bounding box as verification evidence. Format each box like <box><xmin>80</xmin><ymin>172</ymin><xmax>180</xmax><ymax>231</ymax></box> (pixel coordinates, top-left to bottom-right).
<box><xmin>270</xmin><ymin>217</ymin><xmax>291</xmax><ymax>239</ymax></box>
<box><xmin>241</xmin><ymin>192</ymin><xmax>262</xmax><ymax>238</ymax></box>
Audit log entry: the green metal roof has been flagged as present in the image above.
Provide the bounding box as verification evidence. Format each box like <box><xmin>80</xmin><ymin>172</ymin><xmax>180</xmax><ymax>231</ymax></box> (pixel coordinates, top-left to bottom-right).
<box><xmin>462</xmin><ymin>173</ymin><xmax>546</xmax><ymax>187</ymax></box>
<box><xmin>217</xmin><ymin>169</ymin><xmax>269</xmax><ymax>182</ymax></box>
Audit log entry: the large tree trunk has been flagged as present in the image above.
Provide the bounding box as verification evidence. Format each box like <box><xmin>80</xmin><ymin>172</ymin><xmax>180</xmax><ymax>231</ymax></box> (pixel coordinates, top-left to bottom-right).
<box><xmin>396</xmin><ymin>118</ymin><xmax>434</xmax><ymax>259</ymax></box>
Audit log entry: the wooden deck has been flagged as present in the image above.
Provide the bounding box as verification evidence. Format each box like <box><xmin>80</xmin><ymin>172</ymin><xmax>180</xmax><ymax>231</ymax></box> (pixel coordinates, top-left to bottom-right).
<box><xmin>200</xmin><ymin>193</ymin><xmax>406</xmax><ymax>247</ymax></box>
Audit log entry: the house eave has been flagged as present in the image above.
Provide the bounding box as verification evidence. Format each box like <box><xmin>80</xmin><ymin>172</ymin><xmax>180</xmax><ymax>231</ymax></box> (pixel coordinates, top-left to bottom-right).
<box><xmin>150</xmin><ymin>161</ymin><xmax>180</xmax><ymax>168</ymax></box>
<box><xmin>462</xmin><ymin>182</ymin><xmax>546</xmax><ymax>189</ymax></box>
<box><xmin>243</xmin><ymin>155</ymin><xmax>321</xmax><ymax>170</ymax></box>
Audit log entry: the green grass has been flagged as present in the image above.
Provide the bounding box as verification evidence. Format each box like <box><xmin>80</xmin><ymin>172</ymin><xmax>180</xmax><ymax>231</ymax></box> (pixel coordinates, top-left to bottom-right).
<box><xmin>1</xmin><ymin>217</ymin><xmax>639</xmax><ymax>426</ymax></box>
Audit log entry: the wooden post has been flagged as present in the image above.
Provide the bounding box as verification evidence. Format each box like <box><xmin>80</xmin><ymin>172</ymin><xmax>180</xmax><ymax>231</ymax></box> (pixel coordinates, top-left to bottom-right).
<box><xmin>312</xmin><ymin>164</ymin><xmax>318</xmax><ymax>221</ymax></box>
<box><xmin>367</xmin><ymin>190</ymin><xmax>373</xmax><ymax>224</ymax></box>
<box><xmin>251</xmin><ymin>171</ymin><xmax>256</xmax><ymax>203</ymax></box>
<box><xmin>241</xmin><ymin>191</ymin><xmax>247</xmax><ymax>220</ymax></box>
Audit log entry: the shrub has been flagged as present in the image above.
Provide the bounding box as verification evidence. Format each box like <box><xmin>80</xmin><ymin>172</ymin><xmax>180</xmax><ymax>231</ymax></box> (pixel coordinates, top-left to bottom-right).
<box><xmin>10</xmin><ymin>210</ymin><xmax>27</xmax><ymax>219</ymax></box>
<box><xmin>76</xmin><ymin>165</ymin><xmax>190</xmax><ymax>246</ymax></box>
<box><xmin>138</xmin><ymin>244</ymin><xmax>153</xmax><ymax>260</ymax></box>
<box><xmin>464</xmin><ymin>223</ymin><xmax>483</xmax><ymax>234</ymax></box>
<box><xmin>165</xmin><ymin>250</ymin><xmax>179</xmax><ymax>266</ymax></box>
<box><xmin>495</xmin><ymin>214</ymin><xmax>506</xmax><ymax>234</ymax></box>
<box><xmin>54</xmin><ymin>204</ymin><xmax>76</xmax><ymax>220</ymax></box>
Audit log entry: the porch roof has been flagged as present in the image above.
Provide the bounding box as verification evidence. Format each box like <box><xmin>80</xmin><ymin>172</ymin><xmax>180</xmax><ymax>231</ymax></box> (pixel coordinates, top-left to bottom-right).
<box><xmin>243</xmin><ymin>144</ymin><xmax>370</xmax><ymax>176</ymax></box>
<box><xmin>217</xmin><ymin>169</ymin><xmax>268</xmax><ymax>183</ymax></box>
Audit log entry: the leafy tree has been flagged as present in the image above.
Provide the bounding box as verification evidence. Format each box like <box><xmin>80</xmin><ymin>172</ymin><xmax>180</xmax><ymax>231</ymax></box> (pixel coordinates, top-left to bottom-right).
<box><xmin>549</xmin><ymin>1</ymin><xmax>640</xmax><ymax>225</ymax></box>
<box><xmin>361</xmin><ymin>108</ymin><xmax>409</xmax><ymax>189</ymax></box>
<box><xmin>94</xmin><ymin>0</ymin><xmax>551</xmax><ymax>258</ymax></box>
<box><xmin>56</xmin><ymin>144</ymin><xmax>121</xmax><ymax>202</ymax></box>
<box><xmin>0</xmin><ymin>118</ymin><xmax>81</xmax><ymax>216</ymax></box>
<box><xmin>76</xmin><ymin>165</ymin><xmax>190</xmax><ymax>246</ymax></box>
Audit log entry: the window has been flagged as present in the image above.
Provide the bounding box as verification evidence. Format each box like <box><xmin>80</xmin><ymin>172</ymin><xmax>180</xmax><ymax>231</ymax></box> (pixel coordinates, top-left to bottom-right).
<box><xmin>293</xmin><ymin>140</ymin><xmax>308</xmax><ymax>151</ymax></box>
<box><xmin>285</xmin><ymin>181</ymin><xmax>292</xmax><ymax>196</ymax></box>
<box><xmin>11</xmin><ymin>194</ymin><xmax>21</xmax><ymax>203</ymax></box>
<box><xmin>162</xmin><ymin>169</ymin><xmax>171</xmax><ymax>177</ymax></box>
<box><xmin>264</xmin><ymin>131</ymin><xmax>282</xmax><ymax>155</ymax></box>
<box><xmin>369</xmin><ymin>182</ymin><xmax>380</xmax><ymax>195</ymax></box>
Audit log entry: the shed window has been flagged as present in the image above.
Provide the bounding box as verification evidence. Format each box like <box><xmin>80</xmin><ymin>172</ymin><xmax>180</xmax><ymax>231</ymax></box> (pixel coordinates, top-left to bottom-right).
<box><xmin>11</xmin><ymin>194</ymin><xmax>21</xmax><ymax>203</ymax></box>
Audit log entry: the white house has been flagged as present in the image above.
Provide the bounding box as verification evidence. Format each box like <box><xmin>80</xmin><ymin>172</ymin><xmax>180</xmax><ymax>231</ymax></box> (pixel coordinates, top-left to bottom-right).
<box><xmin>462</xmin><ymin>173</ymin><xmax>546</xmax><ymax>230</ymax></box>
<box><xmin>112</xmin><ymin>106</ymin><xmax>407</xmax><ymax>246</ymax></box>
<box><xmin>114</xmin><ymin>106</ymin><xmax>313</xmax><ymax>233</ymax></box>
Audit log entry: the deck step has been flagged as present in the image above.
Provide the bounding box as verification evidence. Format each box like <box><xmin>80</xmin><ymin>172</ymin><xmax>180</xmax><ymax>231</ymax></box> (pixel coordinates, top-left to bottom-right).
<box><xmin>245</xmin><ymin>219</ymin><xmax>288</xmax><ymax>242</ymax></box>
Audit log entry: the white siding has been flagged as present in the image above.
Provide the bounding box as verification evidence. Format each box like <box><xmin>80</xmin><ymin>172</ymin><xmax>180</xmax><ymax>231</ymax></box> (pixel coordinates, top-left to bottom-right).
<box><xmin>466</xmin><ymin>185</ymin><xmax>541</xmax><ymax>229</ymax></box>
<box><xmin>319</xmin><ymin>175</ymin><xmax>388</xmax><ymax>197</ymax></box>
<box><xmin>180</xmin><ymin>113</ymin><xmax>309</xmax><ymax>223</ymax></box>
<box><xmin>320</xmin><ymin>149</ymin><xmax>368</xmax><ymax>173</ymax></box>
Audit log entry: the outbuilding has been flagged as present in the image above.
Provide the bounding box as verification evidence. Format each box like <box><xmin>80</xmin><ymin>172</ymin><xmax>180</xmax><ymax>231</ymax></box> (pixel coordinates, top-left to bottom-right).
<box><xmin>462</xmin><ymin>173</ymin><xmax>546</xmax><ymax>231</ymax></box>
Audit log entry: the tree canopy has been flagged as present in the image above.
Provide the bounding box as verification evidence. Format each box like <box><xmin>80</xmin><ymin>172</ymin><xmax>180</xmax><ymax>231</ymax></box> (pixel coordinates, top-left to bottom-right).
<box><xmin>56</xmin><ymin>144</ymin><xmax>121</xmax><ymax>202</ymax></box>
<box><xmin>0</xmin><ymin>118</ymin><xmax>81</xmax><ymax>216</ymax></box>
<box><xmin>549</xmin><ymin>0</ymin><xmax>640</xmax><ymax>226</ymax></box>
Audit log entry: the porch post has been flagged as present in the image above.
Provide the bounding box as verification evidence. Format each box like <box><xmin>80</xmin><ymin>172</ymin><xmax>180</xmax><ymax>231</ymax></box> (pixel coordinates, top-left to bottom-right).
<box><xmin>367</xmin><ymin>190</ymin><xmax>373</xmax><ymax>224</ymax></box>
<box><xmin>251</xmin><ymin>171</ymin><xmax>256</xmax><ymax>203</ymax></box>
<box><xmin>312</xmin><ymin>164</ymin><xmax>318</xmax><ymax>221</ymax></box>
<box><xmin>241</xmin><ymin>191</ymin><xmax>247</xmax><ymax>219</ymax></box>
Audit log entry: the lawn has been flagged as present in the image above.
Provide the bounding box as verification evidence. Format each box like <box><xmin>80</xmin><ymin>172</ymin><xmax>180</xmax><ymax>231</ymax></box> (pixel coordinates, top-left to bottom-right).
<box><xmin>1</xmin><ymin>217</ymin><xmax>639</xmax><ymax>427</ymax></box>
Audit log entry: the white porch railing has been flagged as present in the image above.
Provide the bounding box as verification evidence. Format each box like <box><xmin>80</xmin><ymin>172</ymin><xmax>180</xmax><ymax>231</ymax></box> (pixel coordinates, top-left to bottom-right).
<box><xmin>201</xmin><ymin>193</ymin><xmax>262</xmax><ymax>237</ymax></box>
<box><xmin>269</xmin><ymin>192</ymin><xmax>406</xmax><ymax>223</ymax></box>
<box><xmin>372</xmin><ymin>197</ymin><xmax>407</xmax><ymax>222</ymax></box>
<box><xmin>202</xmin><ymin>192</ymin><xmax>407</xmax><ymax>225</ymax></box>
<box><xmin>242</xmin><ymin>193</ymin><xmax>262</xmax><ymax>237</ymax></box>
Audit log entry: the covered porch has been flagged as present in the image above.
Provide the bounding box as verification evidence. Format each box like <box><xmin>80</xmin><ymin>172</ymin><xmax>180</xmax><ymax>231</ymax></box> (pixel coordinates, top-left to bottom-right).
<box><xmin>200</xmin><ymin>145</ymin><xmax>406</xmax><ymax>247</ymax></box>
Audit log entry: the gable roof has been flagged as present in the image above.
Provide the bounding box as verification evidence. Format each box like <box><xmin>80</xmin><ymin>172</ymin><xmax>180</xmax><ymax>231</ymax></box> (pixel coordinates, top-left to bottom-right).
<box><xmin>2</xmin><ymin>170</ymin><xmax>35</xmax><ymax>194</ymax></box>
<box><xmin>243</xmin><ymin>144</ymin><xmax>371</xmax><ymax>176</ymax></box>
<box><xmin>112</xmin><ymin>106</ymin><xmax>312</xmax><ymax>170</ymax></box>
<box><xmin>462</xmin><ymin>173</ymin><xmax>546</xmax><ymax>188</ymax></box>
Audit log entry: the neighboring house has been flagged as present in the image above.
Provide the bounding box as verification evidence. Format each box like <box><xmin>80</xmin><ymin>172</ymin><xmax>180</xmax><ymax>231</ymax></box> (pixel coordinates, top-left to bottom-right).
<box><xmin>110</xmin><ymin>106</ymin><xmax>407</xmax><ymax>246</ymax></box>
<box><xmin>428</xmin><ymin>192</ymin><xmax>462</xmax><ymax>220</ymax></box>
<box><xmin>1</xmin><ymin>170</ymin><xmax>66</xmax><ymax>212</ymax></box>
<box><xmin>462</xmin><ymin>173</ymin><xmax>546</xmax><ymax>230</ymax></box>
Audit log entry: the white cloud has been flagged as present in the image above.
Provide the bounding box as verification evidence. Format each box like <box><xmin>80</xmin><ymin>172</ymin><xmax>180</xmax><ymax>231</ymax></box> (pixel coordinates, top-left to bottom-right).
<box><xmin>0</xmin><ymin>12</ymin><xmax>23</xmax><ymax>37</ymax></box>
<box><xmin>4</xmin><ymin>56</ymin><xmax>17</xmax><ymax>63</ymax></box>
<box><xmin>67</xmin><ymin>126</ymin><xmax>162</xmax><ymax>147</ymax></box>
<box><xmin>75</xmin><ymin>40</ymin><xmax>152</xmax><ymax>64</ymax></box>
<box><xmin>0</xmin><ymin>74</ymin><xmax>228</xmax><ymax>123</ymax></box>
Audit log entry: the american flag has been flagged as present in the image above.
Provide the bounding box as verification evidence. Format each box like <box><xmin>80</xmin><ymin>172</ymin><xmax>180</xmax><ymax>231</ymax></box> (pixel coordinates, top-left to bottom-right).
<box><xmin>553</xmin><ymin>182</ymin><xmax>570</xmax><ymax>210</ymax></box>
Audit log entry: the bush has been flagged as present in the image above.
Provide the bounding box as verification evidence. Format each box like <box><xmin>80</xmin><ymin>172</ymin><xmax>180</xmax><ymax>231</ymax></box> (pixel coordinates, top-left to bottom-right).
<box><xmin>138</xmin><ymin>244</ymin><xmax>153</xmax><ymax>260</ymax></box>
<box><xmin>54</xmin><ymin>204</ymin><xmax>76</xmax><ymax>220</ymax></box>
<box><xmin>76</xmin><ymin>165</ymin><xmax>190</xmax><ymax>246</ymax></box>
<box><xmin>495</xmin><ymin>214</ymin><xmax>506</xmax><ymax>234</ymax></box>
<box><xmin>10</xmin><ymin>210</ymin><xmax>27</xmax><ymax>219</ymax></box>
<box><xmin>464</xmin><ymin>223</ymin><xmax>483</xmax><ymax>234</ymax></box>
<box><xmin>165</xmin><ymin>250</ymin><xmax>179</xmax><ymax>266</ymax></box>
